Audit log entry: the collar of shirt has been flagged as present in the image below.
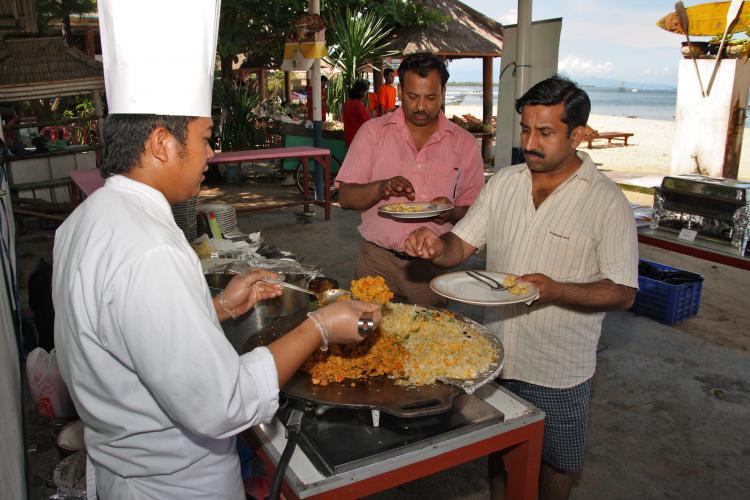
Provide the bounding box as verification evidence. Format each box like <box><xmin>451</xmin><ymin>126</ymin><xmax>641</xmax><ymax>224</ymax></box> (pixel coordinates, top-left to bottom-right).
<box><xmin>382</xmin><ymin>108</ymin><xmax>454</xmax><ymax>152</ymax></box>
<box><xmin>106</xmin><ymin>174</ymin><xmax>174</xmax><ymax>220</ymax></box>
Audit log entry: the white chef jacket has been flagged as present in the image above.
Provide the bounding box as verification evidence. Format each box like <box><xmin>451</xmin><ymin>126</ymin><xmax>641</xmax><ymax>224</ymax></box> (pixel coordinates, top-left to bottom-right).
<box><xmin>52</xmin><ymin>175</ymin><xmax>279</xmax><ymax>499</ymax></box>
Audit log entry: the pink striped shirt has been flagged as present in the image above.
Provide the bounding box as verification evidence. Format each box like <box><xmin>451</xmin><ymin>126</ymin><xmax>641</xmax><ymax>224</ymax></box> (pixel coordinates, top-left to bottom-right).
<box><xmin>336</xmin><ymin>108</ymin><xmax>485</xmax><ymax>251</ymax></box>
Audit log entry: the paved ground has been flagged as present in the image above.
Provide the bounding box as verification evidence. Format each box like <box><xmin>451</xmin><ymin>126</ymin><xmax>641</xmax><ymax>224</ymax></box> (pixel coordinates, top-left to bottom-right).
<box><xmin>18</xmin><ymin>179</ymin><xmax>750</xmax><ymax>499</ymax></box>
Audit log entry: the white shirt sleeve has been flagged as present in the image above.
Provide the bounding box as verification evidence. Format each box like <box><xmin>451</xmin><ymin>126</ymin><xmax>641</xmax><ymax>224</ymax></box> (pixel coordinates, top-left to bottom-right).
<box><xmin>598</xmin><ymin>194</ymin><xmax>639</xmax><ymax>289</ymax></box>
<box><xmin>110</xmin><ymin>245</ymin><xmax>279</xmax><ymax>439</ymax></box>
<box><xmin>452</xmin><ymin>174</ymin><xmax>495</xmax><ymax>248</ymax></box>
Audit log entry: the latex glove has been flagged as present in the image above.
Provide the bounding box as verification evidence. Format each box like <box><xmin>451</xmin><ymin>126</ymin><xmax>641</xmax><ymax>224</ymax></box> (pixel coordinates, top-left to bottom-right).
<box><xmin>404</xmin><ymin>227</ymin><xmax>445</xmax><ymax>259</ymax></box>
<box><xmin>307</xmin><ymin>301</ymin><xmax>382</xmax><ymax>350</ymax></box>
<box><xmin>219</xmin><ymin>270</ymin><xmax>282</xmax><ymax>320</ymax></box>
<box><xmin>379</xmin><ymin>176</ymin><xmax>415</xmax><ymax>200</ymax></box>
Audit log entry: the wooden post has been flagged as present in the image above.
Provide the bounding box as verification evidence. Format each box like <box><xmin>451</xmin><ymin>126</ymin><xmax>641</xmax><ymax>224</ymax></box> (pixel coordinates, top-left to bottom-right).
<box><xmin>284</xmin><ymin>71</ymin><xmax>293</xmax><ymax>104</ymax></box>
<box><xmin>258</xmin><ymin>69</ymin><xmax>268</xmax><ymax>99</ymax></box>
<box><xmin>373</xmin><ymin>61</ymin><xmax>384</xmax><ymax>93</ymax></box>
<box><xmin>92</xmin><ymin>90</ymin><xmax>105</xmax><ymax>160</ymax></box>
<box><xmin>86</xmin><ymin>29</ymin><xmax>96</xmax><ymax>58</ymax></box>
<box><xmin>482</xmin><ymin>56</ymin><xmax>494</xmax><ymax>162</ymax></box>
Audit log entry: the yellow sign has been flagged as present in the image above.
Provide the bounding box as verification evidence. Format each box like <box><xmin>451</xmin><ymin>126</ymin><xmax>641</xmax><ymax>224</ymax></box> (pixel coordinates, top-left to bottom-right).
<box><xmin>281</xmin><ymin>41</ymin><xmax>328</xmax><ymax>71</ymax></box>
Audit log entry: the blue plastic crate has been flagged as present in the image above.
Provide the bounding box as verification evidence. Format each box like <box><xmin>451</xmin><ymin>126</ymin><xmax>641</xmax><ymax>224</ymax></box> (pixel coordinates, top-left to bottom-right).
<box><xmin>631</xmin><ymin>260</ymin><xmax>703</xmax><ymax>326</ymax></box>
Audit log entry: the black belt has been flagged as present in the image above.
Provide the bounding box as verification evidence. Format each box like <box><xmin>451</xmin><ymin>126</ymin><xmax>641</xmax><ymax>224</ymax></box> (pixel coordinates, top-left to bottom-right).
<box><xmin>369</xmin><ymin>242</ymin><xmax>419</xmax><ymax>261</ymax></box>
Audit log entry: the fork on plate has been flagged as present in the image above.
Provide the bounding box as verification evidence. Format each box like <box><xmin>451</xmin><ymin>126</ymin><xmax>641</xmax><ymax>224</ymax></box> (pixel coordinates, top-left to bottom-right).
<box><xmin>466</xmin><ymin>270</ymin><xmax>508</xmax><ymax>291</ymax></box>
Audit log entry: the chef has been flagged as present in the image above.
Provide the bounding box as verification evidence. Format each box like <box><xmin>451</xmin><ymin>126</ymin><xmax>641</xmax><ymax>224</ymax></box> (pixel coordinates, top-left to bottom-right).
<box><xmin>52</xmin><ymin>1</ymin><xmax>380</xmax><ymax>499</ymax></box>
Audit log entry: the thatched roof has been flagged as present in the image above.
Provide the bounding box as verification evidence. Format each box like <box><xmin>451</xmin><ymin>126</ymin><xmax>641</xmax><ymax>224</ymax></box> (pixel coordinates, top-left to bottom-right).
<box><xmin>393</xmin><ymin>0</ymin><xmax>503</xmax><ymax>58</ymax></box>
<box><xmin>0</xmin><ymin>36</ymin><xmax>104</xmax><ymax>101</ymax></box>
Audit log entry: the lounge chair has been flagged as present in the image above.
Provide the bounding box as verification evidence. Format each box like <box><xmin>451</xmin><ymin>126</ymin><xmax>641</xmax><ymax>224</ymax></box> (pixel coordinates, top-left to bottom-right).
<box><xmin>582</xmin><ymin>125</ymin><xmax>633</xmax><ymax>148</ymax></box>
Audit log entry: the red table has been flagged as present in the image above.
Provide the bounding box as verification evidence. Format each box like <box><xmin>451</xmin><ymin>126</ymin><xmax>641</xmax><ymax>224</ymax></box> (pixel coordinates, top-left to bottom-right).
<box><xmin>208</xmin><ymin>146</ymin><xmax>333</xmax><ymax>220</ymax></box>
<box><xmin>245</xmin><ymin>384</ymin><xmax>544</xmax><ymax>500</ymax></box>
<box><xmin>638</xmin><ymin>227</ymin><xmax>750</xmax><ymax>271</ymax></box>
<box><xmin>68</xmin><ymin>169</ymin><xmax>105</xmax><ymax>207</ymax></box>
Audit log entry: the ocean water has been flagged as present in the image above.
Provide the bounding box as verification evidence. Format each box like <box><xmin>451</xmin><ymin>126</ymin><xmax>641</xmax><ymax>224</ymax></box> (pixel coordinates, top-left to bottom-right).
<box><xmin>445</xmin><ymin>85</ymin><xmax>679</xmax><ymax>121</ymax></box>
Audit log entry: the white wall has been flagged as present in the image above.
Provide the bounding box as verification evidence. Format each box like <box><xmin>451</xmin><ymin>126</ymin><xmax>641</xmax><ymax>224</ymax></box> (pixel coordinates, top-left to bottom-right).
<box><xmin>495</xmin><ymin>18</ymin><xmax>562</xmax><ymax>170</ymax></box>
<box><xmin>0</xmin><ymin>126</ymin><xmax>25</xmax><ymax>499</ymax></box>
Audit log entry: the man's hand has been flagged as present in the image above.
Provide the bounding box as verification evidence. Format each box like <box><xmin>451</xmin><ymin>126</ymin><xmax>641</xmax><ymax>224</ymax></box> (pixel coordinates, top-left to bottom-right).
<box><xmin>518</xmin><ymin>273</ymin><xmax>563</xmax><ymax>305</ymax></box>
<box><xmin>379</xmin><ymin>176</ymin><xmax>415</xmax><ymax>200</ymax></box>
<box><xmin>404</xmin><ymin>227</ymin><xmax>445</xmax><ymax>259</ymax></box>
<box><xmin>308</xmin><ymin>301</ymin><xmax>382</xmax><ymax>346</ymax></box>
<box><xmin>217</xmin><ymin>270</ymin><xmax>282</xmax><ymax>321</ymax></box>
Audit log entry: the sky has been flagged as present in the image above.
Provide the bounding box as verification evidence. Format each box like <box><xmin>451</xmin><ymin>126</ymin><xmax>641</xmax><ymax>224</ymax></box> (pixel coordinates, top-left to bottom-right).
<box><xmin>450</xmin><ymin>0</ymin><xmax>691</xmax><ymax>88</ymax></box>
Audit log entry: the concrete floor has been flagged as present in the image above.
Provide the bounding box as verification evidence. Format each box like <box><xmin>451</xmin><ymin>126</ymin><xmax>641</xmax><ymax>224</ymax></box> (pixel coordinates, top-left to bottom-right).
<box><xmin>18</xmin><ymin>180</ymin><xmax>750</xmax><ymax>499</ymax></box>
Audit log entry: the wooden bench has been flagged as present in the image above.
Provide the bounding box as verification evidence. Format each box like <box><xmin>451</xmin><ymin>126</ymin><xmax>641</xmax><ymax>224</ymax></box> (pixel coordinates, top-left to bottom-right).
<box><xmin>582</xmin><ymin>126</ymin><xmax>633</xmax><ymax>148</ymax></box>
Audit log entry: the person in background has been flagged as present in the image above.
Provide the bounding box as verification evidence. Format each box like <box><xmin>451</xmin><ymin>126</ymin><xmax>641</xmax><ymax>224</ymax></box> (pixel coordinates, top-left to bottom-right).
<box><xmin>377</xmin><ymin>67</ymin><xmax>397</xmax><ymax>115</ymax></box>
<box><xmin>342</xmin><ymin>79</ymin><xmax>371</xmax><ymax>147</ymax></box>
<box><xmin>335</xmin><ymin>52</ymin><xmax>484</xmax><ymax>306</ymax></box>
<box><xmin>53</xmin><ymin>2</ymin><xmax>380</xmax><ymax>498</ymax></box>
<box><xmin>404</xmin><ymin>75</ymin><xmax>638</xmax><ymax>500</ymax></box>
<box><xmin>366</xmin><ymin>83</ymin><xmax>379</xmax><ymax>117</ymax></box>
<box><xmin>306</xmin><ymin>75</ymin><xmax>328</xmax><ymax>121</ymax></box>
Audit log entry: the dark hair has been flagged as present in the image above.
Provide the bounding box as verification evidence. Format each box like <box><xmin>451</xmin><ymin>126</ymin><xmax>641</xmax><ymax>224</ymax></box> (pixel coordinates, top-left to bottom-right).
<box><xmin>383</xmin><ymin>68</ymin><xmax>394</xmax><ymax>78</ymax></box>
<box><xmin>348</xmin><ymin>80</ymin><xmax>369</xmax><ymax>100</ymax></box>
<box><xmin>514</xmin><ymin>75</ymin><xmax>590</xmax><ymax>135</ymax></box>
<box><xmin>100</xmin><ymin>114</ymin><xmax>197</xmax><ymax>177</ymax></box>
<box><xmin>397</xmin><ymin>52</ymin><xmax>449</xmax><ymax>87</ymax></box>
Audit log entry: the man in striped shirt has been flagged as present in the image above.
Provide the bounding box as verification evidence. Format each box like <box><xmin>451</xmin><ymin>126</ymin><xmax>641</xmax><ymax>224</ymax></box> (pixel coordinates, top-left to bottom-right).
<box><xmin>404</xmin><ymin>75</ymin><xmax>638</xmax><ymax>500</ymax></box>
<box><xmin>336</xmin><ymin>53</ymin><xmax>485</xmax><ymax>306</ymax></box>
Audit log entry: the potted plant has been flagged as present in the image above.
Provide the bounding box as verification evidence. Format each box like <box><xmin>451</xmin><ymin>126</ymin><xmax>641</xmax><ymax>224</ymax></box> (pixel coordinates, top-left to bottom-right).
<box><xmin>681</xmin><ymin>40</ymin><xmax>708</xmax><ymax>58</ymax></box>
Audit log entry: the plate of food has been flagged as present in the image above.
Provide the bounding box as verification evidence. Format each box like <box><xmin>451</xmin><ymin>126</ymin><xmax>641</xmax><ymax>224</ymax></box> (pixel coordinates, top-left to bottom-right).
<box><xmin>430</xmin><ymin>270</ymin><xmax>540</xmax><ymax>306</ymax></box>
<box><xmin>244</xmin><ymin>275</ymin><xmax>504</xmax><ymax>415</ymax></box>
<box><xmin>378</xmin><ymin>201</ymin><xmax>453</xmax><ymax>219</ymax></box>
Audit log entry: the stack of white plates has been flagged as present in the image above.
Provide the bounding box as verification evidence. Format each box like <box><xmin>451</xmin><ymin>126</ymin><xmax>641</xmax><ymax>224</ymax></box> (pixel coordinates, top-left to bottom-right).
<box><xmin>198</xmin><ymin>202</ymin><xmax>238</xmax><ymax>235</ymax></box>
<box><xmin>171</xmin><ymin>197</ymin><xmax>199</xmax><ymax>242</ymax></box>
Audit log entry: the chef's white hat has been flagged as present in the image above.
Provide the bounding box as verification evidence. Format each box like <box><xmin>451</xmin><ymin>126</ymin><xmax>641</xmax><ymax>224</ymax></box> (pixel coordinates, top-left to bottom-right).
<box><xmin>98</xmin><ymin>0</ymin><xmax>221</xmax><ymax>117</ymax></box>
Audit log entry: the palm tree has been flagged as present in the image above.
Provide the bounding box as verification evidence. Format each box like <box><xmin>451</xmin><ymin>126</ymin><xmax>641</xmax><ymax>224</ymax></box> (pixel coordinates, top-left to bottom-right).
<box><xmin>324</xmin><ymin>10</ymin><xmax>400</xmax><ymax>120</ymax></box>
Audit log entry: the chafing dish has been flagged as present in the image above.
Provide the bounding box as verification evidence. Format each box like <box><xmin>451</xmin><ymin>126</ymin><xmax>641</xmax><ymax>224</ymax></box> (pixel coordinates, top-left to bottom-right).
<box><xmin>651</xmin><ymin>174</ymin><xmax>750</xmax><ymax>255</ymax></box>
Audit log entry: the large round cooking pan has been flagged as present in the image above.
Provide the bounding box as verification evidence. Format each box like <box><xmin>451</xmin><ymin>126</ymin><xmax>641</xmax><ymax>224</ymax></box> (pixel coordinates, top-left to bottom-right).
<box><xmin>244</xmin><ymin>308</ymin><xmax>503</xmax><ymax>418</ymax></box>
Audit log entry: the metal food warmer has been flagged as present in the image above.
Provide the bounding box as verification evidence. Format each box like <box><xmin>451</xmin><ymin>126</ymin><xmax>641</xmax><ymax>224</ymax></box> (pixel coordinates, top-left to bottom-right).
<box><xmin>651</xmin><ymin>175</ymin><xmax>750</xmax><ymax>256</ymax></box>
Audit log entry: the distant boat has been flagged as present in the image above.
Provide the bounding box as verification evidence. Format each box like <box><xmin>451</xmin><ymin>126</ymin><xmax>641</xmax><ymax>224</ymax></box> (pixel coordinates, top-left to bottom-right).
<box><xmin>631</xmin><ymin>88</ymin><xmax>640</xmax><ymax>93</ymax></box>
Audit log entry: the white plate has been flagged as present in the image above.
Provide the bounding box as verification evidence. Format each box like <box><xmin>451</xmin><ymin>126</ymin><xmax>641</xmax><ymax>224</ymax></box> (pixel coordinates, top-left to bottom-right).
<box><xmin>378</xmin><ymin>202</ymin><xmax>453</xmax><ymax>219</ymax></box>
<box><xmin>198</xmin><ymin>203</ymin><xmax>235</xmax><ymax>215</ymax></box>
<box><xmin>430</xmin><ymin>270</ymin><xmax>540</xmax><ymax>306</ymax></box>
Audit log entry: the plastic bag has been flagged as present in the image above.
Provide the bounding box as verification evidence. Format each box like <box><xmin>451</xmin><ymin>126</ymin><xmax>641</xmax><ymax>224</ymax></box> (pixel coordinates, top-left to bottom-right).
<box><xmin>26</xmin><ymin>347</ymin><xmax>74</xmax><ymax>418</ymax></box>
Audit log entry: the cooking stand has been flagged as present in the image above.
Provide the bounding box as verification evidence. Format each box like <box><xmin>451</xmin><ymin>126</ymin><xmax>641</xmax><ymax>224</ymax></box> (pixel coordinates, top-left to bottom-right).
<box><xmin>244</xmin><ymin>383</ymin><xmax>544</xmax><ymax>499</ymax></box>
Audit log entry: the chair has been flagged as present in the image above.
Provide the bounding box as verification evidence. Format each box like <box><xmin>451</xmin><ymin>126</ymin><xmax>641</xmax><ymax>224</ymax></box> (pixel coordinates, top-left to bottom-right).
<box><xmin>582</xmin><ymin>125</ymin><xmax>633</xmax><ymax>148</ymax></box>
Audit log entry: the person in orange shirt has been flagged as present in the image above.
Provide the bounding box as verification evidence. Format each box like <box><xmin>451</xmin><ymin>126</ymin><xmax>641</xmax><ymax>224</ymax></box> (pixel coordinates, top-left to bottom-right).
<box><xmin>377</xmin><ymin>68</ymin><xmax>397</xmax><ymax>115</ymax></box>
<box><xmin>366</xmin><ymin>87</ymin><xmax>379</xmax><ymax>117</ymax></box>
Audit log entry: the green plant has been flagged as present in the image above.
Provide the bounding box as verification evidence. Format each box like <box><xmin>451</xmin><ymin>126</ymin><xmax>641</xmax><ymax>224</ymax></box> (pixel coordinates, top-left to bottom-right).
<box><xmin>61</xmin><ymin>97</ymin><xmax>98</xmax><ymax>145</ymax></box>
<box><xmin>216</xmin><ymin>82</ymin><xmax>270</xmax><ymax>151</ymax></box>
<box><xmin>324</xmin><ymin>10</ymin><xmax>399</xmax><ymax>119</ymax></box>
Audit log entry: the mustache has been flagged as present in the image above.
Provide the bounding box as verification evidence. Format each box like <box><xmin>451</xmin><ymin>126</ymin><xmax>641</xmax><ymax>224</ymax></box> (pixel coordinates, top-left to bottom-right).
<box><xmin>523</xmin><ymin>149</ymin><xmax>545</xmax><ymax>159</ymax></box>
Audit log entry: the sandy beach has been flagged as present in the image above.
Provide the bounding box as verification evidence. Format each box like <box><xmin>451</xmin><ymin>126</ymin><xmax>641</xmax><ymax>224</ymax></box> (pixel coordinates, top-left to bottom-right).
<box><xmin>445</xmin><ymin>103</ymin><xmax>750</xmax><ymax>181</ymax></box>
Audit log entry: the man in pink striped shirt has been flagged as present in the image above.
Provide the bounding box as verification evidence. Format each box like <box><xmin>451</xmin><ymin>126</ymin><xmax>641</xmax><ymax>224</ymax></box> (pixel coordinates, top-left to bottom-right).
<box><xmin>335</xmin><ymin>52</ymin><xmax>484</xmax><ymax>305</ymax></box>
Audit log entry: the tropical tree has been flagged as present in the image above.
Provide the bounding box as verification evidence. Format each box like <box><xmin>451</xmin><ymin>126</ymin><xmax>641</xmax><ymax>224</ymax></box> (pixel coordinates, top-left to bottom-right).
<box><xmin>324</xmin><ymin>10</ymin><xmax>399</xmax><ymax>119</ymax></box>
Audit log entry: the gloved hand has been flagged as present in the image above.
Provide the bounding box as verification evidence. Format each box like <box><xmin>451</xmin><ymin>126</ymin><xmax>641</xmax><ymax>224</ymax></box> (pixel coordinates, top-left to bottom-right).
<box><xmin>307</xmin><ymin>301</ymin><xmax>382</xmax><ymax>350</ymax></box>
<box><xmin>219</xmin><ymin>270</ymin><xmax>282</xmax><ymax>320</ymax></box>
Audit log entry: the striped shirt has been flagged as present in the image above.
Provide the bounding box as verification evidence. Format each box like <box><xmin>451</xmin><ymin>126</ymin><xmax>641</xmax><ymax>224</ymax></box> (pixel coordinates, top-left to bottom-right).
<box><xmin>336</xmin><ymin>108</ymin><xmax>485</xmax><ymax>251</ymax></box>
<box><xmin>452</xmin><ymin>151</ymin><xmax>639</xmax><ymax>388</ymax></box>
